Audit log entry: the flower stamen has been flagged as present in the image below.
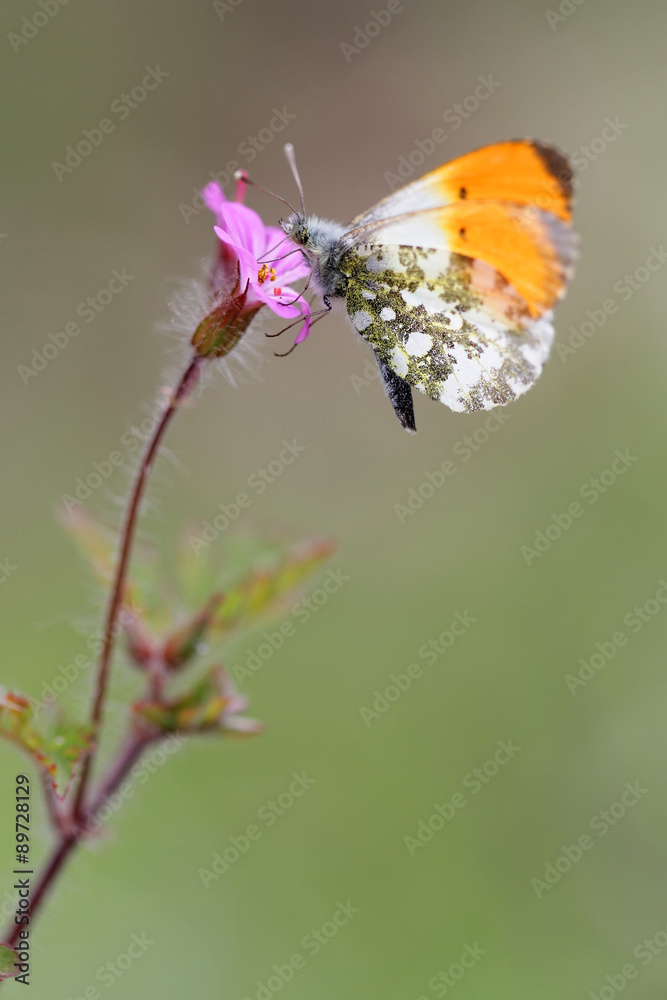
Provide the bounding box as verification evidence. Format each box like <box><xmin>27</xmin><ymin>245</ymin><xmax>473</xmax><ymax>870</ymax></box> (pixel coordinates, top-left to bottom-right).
<box><xmin>257</xmin><ymin>264</ymin><xmax>277</xmax><ymax>285</ymax></box>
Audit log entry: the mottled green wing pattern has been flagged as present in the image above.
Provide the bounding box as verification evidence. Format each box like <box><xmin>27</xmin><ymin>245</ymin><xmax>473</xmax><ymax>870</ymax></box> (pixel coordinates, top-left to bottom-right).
<box><xmin>340</xmin><ymin>243</ymin><xmax>555</xmax><ymax>414</ymax></box>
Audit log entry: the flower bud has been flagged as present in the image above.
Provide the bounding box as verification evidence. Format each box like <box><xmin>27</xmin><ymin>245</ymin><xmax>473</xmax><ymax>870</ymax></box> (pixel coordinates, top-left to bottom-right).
<box><xmin>191</xmin><ymin>297</ymin><xmax>261</xmax><ymax>358</ymax></box>
<box><xmin>124</xmin><ymin>617</ymin><xmax>156</xmax><ymax>669</ymax></box>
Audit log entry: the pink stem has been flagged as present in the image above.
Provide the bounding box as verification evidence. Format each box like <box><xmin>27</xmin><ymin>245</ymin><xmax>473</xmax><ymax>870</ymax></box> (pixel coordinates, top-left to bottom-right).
<box><xmin>2</xmin><ymin>730</ymin><xmax>154</xmax><ymax>950</ymax></box>
<box><xmin>0</xmin><ymin>353</ymin><xmax>204</xmax><ymax>959</ymax></box>
<box><xmin>72</xmin><ymin>354</ymin><xmax>203</xmax><ymax>820</ymax></box>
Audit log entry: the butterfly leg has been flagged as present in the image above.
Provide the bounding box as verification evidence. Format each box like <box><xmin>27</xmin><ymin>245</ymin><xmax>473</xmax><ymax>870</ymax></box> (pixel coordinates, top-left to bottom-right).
<box><xmin>270</xmin><ymin>300</ymin><xmax>333</xmax><ymax>357</ymax></box>
<box><xmin>375</xmin><ymin>355</ymin><xmax>416</xmax><ymax>433</ymax></box>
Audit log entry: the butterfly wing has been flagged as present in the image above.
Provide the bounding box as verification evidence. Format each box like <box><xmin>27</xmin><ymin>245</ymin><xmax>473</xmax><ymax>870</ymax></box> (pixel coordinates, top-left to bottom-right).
<box><xmin>351</xmin><ymin>139</ymin><xmax>572</xmax><ymax>227</ymax></box>
<box><xmin>375</xmin><ymin>354</ymin><xmax>417</xmax><ymax>431</ymax></box>
<box><xmin>339</xmin><ymin>240</ymin><xmax>558</xmax><ymax>414</ymax></box>
<box><xmin>340</xmin><ymin>140</ymin><xmax>576</xmax><ymax>417</ymax></box>
<box><xmin>343</xmin><ymin>200</ymin><xmax>576</xmax><ymax>318</ymax></box>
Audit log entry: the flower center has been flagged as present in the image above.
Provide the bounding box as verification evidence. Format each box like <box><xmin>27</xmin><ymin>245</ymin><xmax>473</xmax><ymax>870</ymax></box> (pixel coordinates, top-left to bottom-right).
<box><xmin>257</xmin><ymin>264</ymin><xmax>277</xmax><ymax>284</ymax></box>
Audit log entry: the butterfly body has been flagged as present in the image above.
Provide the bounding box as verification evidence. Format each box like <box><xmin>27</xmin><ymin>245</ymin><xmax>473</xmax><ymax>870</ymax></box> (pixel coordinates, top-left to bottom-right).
<box><xmin>280</xmin><ymin>140</ymin><xmax>577</xmax><ymax>432</ymax></box>
<box><xmin>280</xmin><ymin>214</ymin><xmax>349</xmax><ymax>298</ymax></box>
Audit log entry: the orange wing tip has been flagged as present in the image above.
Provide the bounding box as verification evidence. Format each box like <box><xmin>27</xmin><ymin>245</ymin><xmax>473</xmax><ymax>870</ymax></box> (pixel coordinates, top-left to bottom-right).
<box><xmin>432</xmin><ymin>139</ymin><xmax>574</xmax><ymax>222</ymax></box>
<box><xmin>530</xmin><ymin>141</ymin><xmax>574</xmax><ymax>203</ymax></box>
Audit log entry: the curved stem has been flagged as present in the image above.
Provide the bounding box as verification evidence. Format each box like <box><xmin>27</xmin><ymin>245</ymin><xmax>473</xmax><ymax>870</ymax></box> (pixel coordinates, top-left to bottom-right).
<box><xmin>72</xmin><ymin>354</ymin><xmax>203</xmax><ymax>820</ymax></box>
<box><xmin>2</xmin><ymin>732</ymin><xmax>154</xmax><ymax>950</ymax></box>
<box><xmin>85</xmin><ymin>730</ymin><xmax>154</xmax><ymax>823</ymax></box>
<box><xmin>0</xmin><ymin>354</ymin><xmax>205</xmax><ymax>961</ymax></box>
<box><xmin>3</xmin><ymin>835</ymin><xmax>78</xmax><ymax>949</ymax></box>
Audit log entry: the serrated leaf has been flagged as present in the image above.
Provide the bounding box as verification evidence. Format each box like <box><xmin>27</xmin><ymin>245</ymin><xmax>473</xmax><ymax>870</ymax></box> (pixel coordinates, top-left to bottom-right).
<box><xmin>213</xmin><ymin>539</ymin><xmax>336</xmax><ymax>637</ymax></box>
<box><xmin>0</xmin><ymin>944</ymin><xmax>20</xmax><ymax>979</ymax></box>
<box><xmin>59</xmin><ymin>506</ymin><xmax>118</xmax><ymax>584</ymax></box>
<box><xmin>59</xmin><ymin>506</ymin><xmax>153</xmax><ymax>611</ymax></box>
<box><xmin>176</xmin><ymin>531</ymin><xmax>282</xmax><ymax>609</ymax></box>
<box><xmin>61</xmin><ymin>509</ymin><xmax>334</xmax><ymax>670</ymax></box>
<box><xmin>0</xmin><ymin>689</ymin><xmax>93</xmax><ymax>799</ymax></box>
<box><xmin>132</xmin><ymin>666</ymin><xmax>262</xmax><ymax>736</ymax></box>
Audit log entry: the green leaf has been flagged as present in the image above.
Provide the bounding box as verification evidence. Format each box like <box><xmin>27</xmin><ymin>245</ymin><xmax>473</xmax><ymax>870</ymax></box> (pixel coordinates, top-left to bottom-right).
<box><xmin>132</xmin><ymin>666</ymin><xmax>262</xmax><ymax>736</ymax></box>
<box><xmin>0</xmin><ymin>689</ymin><xmax>93</xmax><ymax>799</ymax></box>
<box><xmin>162</xmin><ymin>594</ymin><xmax>223</xmax><ymax>670</ymax></box>
<box><xmin>0</xmin><ymin>944</ymin><xmax>20</xmax><ymax>979</ymax></box>
<box><xmin>213</xmin><ymin>538</ymin><xmax>336</xmax><ymax>638</ymax></box>
<box><xmin>60</xmin><ymin>508</ymin><xmax>335</xmax><ymax>670</ymax></box>
<box><xmin>59</xmin><ymin>506</ymin><xmax>154</xmax><ymax>614</ymax></box>
<box><xmin>58</xmin><ymin>505</ymin><xmax>118</xmax><ymax>585</ymax></box>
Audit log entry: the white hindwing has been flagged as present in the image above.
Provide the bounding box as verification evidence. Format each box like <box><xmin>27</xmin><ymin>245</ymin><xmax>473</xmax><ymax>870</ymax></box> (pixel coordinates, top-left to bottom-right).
<box><xmin>338</xmin><ymin>242</ymin><xmax>554</xmax><ymax>413</ymax></box>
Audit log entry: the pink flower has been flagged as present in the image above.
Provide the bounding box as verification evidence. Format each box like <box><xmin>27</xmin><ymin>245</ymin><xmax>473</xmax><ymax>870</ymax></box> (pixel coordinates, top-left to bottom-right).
<box><xmin>202</xmin><ymin>179</ymin><xmax>311</xmax><ymax>344</ymax></box>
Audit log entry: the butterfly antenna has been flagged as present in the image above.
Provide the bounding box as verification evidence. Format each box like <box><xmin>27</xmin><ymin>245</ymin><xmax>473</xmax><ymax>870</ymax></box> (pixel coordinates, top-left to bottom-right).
<box><xmin>235</xmin><ymin>170</ymin><xmax>298</xmax><ymax>215</ymax></box>
<box><xmin>283</xmin><ymin>143</ymin><xmax>306</xmax><ymax>216</ymax></box>
<box><xmin>257</xmin><ymin>233</ymin><xmax>290</xmax><ymax>264</ymax></box>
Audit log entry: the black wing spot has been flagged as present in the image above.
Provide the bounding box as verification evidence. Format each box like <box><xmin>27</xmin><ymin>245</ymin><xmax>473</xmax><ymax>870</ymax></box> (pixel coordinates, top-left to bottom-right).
<box><xmin>459</xmin><ymin>227</ymin><xmax>466</xmax><ymax>238</ymax></box>
<box><xmin>459</xmin><ymin>186</ymin><xmax>467</xmax><ymax>199</ymax></box>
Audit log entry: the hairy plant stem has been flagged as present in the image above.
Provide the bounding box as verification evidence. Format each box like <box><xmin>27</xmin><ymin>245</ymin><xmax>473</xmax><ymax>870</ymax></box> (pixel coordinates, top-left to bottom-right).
<box><xmin>1</xmin><ymin>353</ymin><xmax>204</xmax><ymax>957</ymax></box>
<box><xmin>3</xmin><ymin>729</ymin><xmax>154</xmax><ymax>950</ymax></box>
<box><xmin>73</xmin><ymin>353</ymin><xmax>203</xmax><ymax>818</ymax></box>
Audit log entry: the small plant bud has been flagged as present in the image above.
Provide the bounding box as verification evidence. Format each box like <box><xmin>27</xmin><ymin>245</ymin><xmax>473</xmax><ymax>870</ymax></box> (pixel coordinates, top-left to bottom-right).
<box><xmin>162</xmin><ymin>593</ymin><xmax>224</xmax><ymax>670</ymax></box>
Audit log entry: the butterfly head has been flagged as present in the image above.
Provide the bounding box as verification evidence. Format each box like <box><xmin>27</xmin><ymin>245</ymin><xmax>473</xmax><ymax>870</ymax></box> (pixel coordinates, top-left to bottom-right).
<box><xmin>280</xmin><ymin>213</ymin><xmax>347</xmax><ymax>254</ymax></box>
<box><xmin>279</xmin><ymin>212</ymin><xmax>349</xmax><ymax>300</ymax></box>
<box><xmin>279</xmin><ymin>213</ymin><xmax>310</xmax><ymax>246</ymax></box>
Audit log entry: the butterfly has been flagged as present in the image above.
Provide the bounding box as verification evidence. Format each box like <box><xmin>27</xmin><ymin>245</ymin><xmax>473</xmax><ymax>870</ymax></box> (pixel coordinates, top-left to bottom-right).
<box><xmin>278</xmin><ymin>140</ymin><xmax>577</xmax><ymax>432</ymax></box>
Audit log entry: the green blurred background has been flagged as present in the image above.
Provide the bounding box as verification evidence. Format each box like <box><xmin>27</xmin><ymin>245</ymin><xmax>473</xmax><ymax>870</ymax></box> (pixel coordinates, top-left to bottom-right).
<box><xmin>2</xmin><ymin>0</ymin><xmax>667</xmax><ymax>996</ymax></box>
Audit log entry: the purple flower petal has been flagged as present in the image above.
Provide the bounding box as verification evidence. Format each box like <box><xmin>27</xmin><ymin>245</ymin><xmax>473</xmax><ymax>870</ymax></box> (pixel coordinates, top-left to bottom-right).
<box><xmin>202</xmin><ymin>181</ymin><xmax>227</xmax><ymax>218</ymax></box>
<box><xmin>204</xmin><ymin>178</ymin><xmax>314</xmax><ymax>349</ymax></box>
